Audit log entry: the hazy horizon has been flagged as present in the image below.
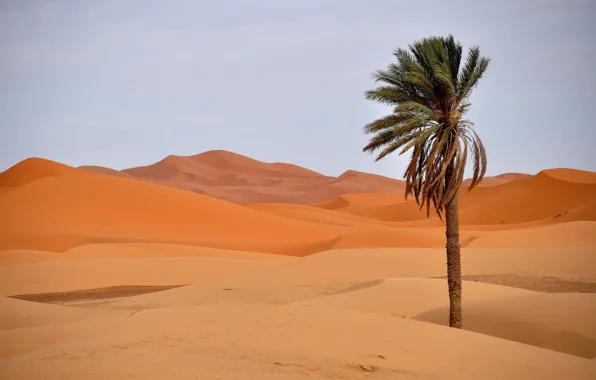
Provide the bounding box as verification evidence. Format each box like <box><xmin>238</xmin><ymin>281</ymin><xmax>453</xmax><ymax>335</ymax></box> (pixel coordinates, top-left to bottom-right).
<box><xmin>1</xmin><ymin>0</ymin><xmax>595</xmax><ymax>178</ymax></box>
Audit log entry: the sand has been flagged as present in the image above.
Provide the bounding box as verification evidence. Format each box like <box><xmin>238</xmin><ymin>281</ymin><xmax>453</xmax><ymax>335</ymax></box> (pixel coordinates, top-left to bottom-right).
<box><xmin>106</xmin><ymin>150</ymin><xmax>408</xmax><ymax>204</ymax></box>
<box><xmin>1</xmin><ymin>152</ymin><xmax>596</xmax><ymax>379</ymax></box>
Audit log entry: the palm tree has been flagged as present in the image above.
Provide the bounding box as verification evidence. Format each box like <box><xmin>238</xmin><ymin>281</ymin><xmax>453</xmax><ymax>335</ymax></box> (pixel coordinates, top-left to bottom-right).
<box><xmin>362</xmin><ymin>35</ymin><xmax>490</xmax><ymax>328</ymax></box>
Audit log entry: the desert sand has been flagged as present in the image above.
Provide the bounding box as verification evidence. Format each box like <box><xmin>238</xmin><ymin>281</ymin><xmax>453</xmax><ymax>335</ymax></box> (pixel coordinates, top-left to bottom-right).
<box><xmin>1</xmin><ymin>151</ymin><xmax>596</xmax><ymax>379</ymax></box>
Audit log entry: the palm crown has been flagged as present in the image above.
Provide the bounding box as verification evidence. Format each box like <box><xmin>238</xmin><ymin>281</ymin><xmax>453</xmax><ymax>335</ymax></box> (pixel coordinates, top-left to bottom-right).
<box><xmin>363</xmin><ymin>35</ymin><xmax>490</xmax><ymax>218</ymax></box>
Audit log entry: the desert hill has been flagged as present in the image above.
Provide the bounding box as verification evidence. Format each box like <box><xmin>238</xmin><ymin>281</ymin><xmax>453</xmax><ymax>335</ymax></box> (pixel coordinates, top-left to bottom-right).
<box><xmin>0</xmin><ymin>158</ymin><xmax>448</xmax><ymax>254</ymax></box>
<box><xmin>0</xmin><ymin>157</ymin><xmax>82</xmax><ymax>189</ymax></box>
<box><xmin>1</xmin><ymin>155</ymin><xmax>595</xmax><ymax>255</ymax></box>
<box><xmin>306</xmin><ymin>169</ymin><xmax>596</xmax><ymax>226</ymax></box>
<box><xmin>75</xmin><ymin>150</ymin><xmax>533</xmax><ymax>205</ymax></box>
<box><xmin>1</xmin><ymin>153</ymin><xmax>596</xmax><ymax>379</ymax></box>
<box><xmin>0</xmin><ymin>159</ymin><xmax>340</xmax><ymax>254</ymax></box>
<box><xmin>1</xmin><ymin>247</ymin><xmax>596</xmax><ymax>379</ymax></box>
<box><xmin>461</xmin><ymin>172</ymin><xmax>531</xmax><ymax>187</ymax></box>
<box><xmin>118</xmin><ymin>150</ymin><xmax>405</xmax><ymax>204</ymax></box>
<box><xmin>78</xmin><ymin>165</ymin><xmax>138</xmax><ymax>180</ymax></box>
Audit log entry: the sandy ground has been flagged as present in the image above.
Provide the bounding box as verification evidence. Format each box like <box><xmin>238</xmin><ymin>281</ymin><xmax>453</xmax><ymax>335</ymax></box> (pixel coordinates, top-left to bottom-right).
<box><xmin>1</xmin><ymin>155</ymin><xmax>596</xmax><ymax>379</ymax></box>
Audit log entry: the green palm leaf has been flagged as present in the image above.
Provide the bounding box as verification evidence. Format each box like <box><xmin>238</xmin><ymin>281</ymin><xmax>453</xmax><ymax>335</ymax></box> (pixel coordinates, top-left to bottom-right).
<box><xmin>362</xmin><ymin>35</ymin><xmax>490</xmax><ymax>218</ymax></box>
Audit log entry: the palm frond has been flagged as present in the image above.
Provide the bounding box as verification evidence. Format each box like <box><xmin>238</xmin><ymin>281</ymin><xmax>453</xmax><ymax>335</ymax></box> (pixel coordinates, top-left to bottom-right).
<box><xmin>363</xmin><ymin>114</ymin><xmax>411</xmax><ymax>135</ymax></box>
<box><xmin>363</xmin><ymin>35</ymin><xmax>489</xmax><ymax>219</ymax></box>
<box><xmin>362</xmin><ymin>129</ymin><xmax>397</xmax><ymax>153</ymax></box>
<box><xmin>444</xmin><ymin>35</ymin><xmax>463</xmax><ymax>87</ymax></box>
<box><xmin>392</xmin><ymin>101</ymin><xmax>434</xmax><ymax>117</ymax></box>
<box><xmin>457</xmin><ymin>47</ymin><xmax>490</xmax><ymax>100</ymax></box>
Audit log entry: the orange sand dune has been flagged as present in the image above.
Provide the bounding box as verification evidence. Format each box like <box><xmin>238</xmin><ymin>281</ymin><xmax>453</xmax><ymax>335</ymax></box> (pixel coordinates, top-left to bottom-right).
<box><xmin>458</xmin><ymin>171</ymin><xmax>596</xmax><ymax>224</ymax></box>
<box><xmin>3</xmin><ymin>156</ymin><xmax>595</xmax><ymax>256</ymax></box>
<box><xmin>314</xmin><ymin>192</ymin><xmax>407</xmax><ymax>211</ymax></box>
<box><xmin>64</xmin><ymin>243</ymin><xmax>288</xmax><ymax>260</ymax></box>
<box><xmin>414</xmin><ymin>293</ymin><xmax>596</xmax><ymax>358</ymax></box>
<box><xmin>2</xmin><ymin>152</ymin><xmax>596</xmax><ymax>379</ymax></box>
<box><xmin>3</xmin><ymin>303</ymin><xmax>595</xmax><ymax>379</ymax></box>
<box><xmin>119</xmin><ymin>150</ymin><xmax>406</xmax><ymax>204</ymax></box>
<box><xmin>316</xmin><ymin>193</ymin><xmax>443</xmax><ymax>223</ymax></box>
<box><xmin>0</xmin><ymin>164</ymin><xmax>341</xmax><ymax>255</ymax></box>
<box><xmin>125</xmin><ymin>151</ymin><xmax>325</xmax><ymax>184</ymax></box>
<box><xmin>0</xmin><ymin>296</ymin><xmax>126</xmax><ymax>330</ymax></box>
<box><xmin>462</xmin><ymin>172</ymin><xmax>530</xmax><ymax>187</ymax></box>
<box><xmin>192</xmin><ymin>150</ymin><xmax>325</xmax><ymax>178</ymax></box>
<box><xmin>467</xmin><ymin>221</ymin><xmax>596</xmax><ymax>249</ymax></box>
<box><xmin>0</xmin><ymin>256</ymin><xmax>289</xmax><ymax>296</ymax></box>
<box><xmin>0</xmin><ymin>157</ymin><xmax>82</xmax><ymax>189</ymax></box>
<box><xmin>0</xmin><ymin>250</ymin><xmax>60</xmax><ymax>267</ymax></box>
<box><xmin>328</xmin><ymin>170</ymin><xmax>405</xmax><ymax>194</ymax></box>
<box><xmin>1</xmin><ymin>246</ymin><xmax>595</xmax><ymax>378</ymax></box>
<box><xmin>295</xmin><ymin>278</ymin><xmax>534</xmax><ymax>317</ymax></box>
<box><xmin>0</xmin><ymin>244</ymin><xmax>289</xmax><ymax>268</ymax></box>
<box><xmin>546</xmin><ymin>201</ymin><xmax>596</xmax><ymax>223</ymax></box>
<box><xmin>78</xmin><ymin>165</ymin><xmax>139</xmax><ymax>180</ymax></box>
<box><xmin>542</xmin><ymin>168</ymin><xmax>596</xmax><ymax>184</ymax></box>
<box><xmin>310</xmin><ymin>168</ymin><xmax>596</xmax><ymax>226</ymax></box>
<box><xmin>0</xmin><ymin>159</ymin><xmax>448</xmax><ymax>255</ymax></box>
<box><xmin>250</xmin><ymin>203</ymin><xmax>475</xmax><ymax>247</ymax></box>
<box><xmin>248</xmin><ymin>203</ymin><xmax>386</xmax><ymax>227</ymax></box>
<box><xmin>101</xmin><ymin>247</ymin><xmax>596</xmax><ymax>312</ymax></box>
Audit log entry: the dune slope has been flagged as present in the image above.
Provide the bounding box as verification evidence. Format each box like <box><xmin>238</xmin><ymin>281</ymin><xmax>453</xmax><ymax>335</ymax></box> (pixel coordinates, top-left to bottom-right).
<box><xmin>0</xmin><ymin>160</ymin><xmax>451</xmax><ymax>254</ymax></box>
<box><xmin>0</xmin><ymin>158</ymin><xmax>81</xmax><ymax>189</ymax></box>
<box><xmin>0</xmin><ymin>168</ymin><xmax>346</xmax><ymax>254</ymax></box>
<box><xmin>413</xmin><ymin>293</ymin><xmax>596</xmax><ymax>358</ymax></box>
<box><xmin>2</xmin><ymin>304</ymin><xmax>596</xmax><ymax>380</ymax></box>
<box><xmin>121</xmin><ymin>150</ymin><xmax>407</xmax><ymax>204</ymax></box>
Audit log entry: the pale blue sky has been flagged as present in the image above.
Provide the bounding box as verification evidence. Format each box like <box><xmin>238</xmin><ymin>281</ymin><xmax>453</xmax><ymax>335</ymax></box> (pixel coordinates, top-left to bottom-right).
<box><xmin>1</xmin><ymin>0</ymin><xmax>595</xmax><ymax>178</ymax></box>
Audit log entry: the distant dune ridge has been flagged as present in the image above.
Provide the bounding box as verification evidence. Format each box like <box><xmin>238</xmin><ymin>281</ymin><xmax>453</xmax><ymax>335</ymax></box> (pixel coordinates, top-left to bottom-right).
<box><xmin>76</xmin><ymin>149</ymin><xmax>539</xmax><ymax>204</ymax></box>
<box><xmin>114</xmin><ymin>150</ymin><xmax>407</xmax><ymax>204</ymax></box>
<box><xmin>461</xmin><ymin>172</ymin><xmax>531</xmax><ymax>187</ymax></box>
<box><xmin>113</xmin><ymin>150</ymin><xmax>540</xmax><ymax>204</ymax></box>
<box><xmin>1</xmin><ymin>150</ymin><xmax>595</xmax><ymax>255</ymax></box>
<box><xmin>0</xmin><ymin>157</ymin><xmax>82</xmax><ymax>189</ymax></box>
<box><xmin>2</xmin><ymin>151</ymin><xmax>596</xmax><ymax>379</ymax></box>
<box><xmin>0</xmin><ymin>152</ymin><xmax>594</xmax><ymax>255</ymax></box>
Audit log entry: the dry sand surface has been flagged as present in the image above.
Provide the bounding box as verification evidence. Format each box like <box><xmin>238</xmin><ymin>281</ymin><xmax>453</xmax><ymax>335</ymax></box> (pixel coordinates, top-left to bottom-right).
<box><xmin>1</xmin><ymin>152</ymin><xmax>596</xmax><ymax>379</ymax></box>
<box><xmin>114</xmin><ymin>150</ymin><xmax>409</xmax><ymax>204</ymax></box>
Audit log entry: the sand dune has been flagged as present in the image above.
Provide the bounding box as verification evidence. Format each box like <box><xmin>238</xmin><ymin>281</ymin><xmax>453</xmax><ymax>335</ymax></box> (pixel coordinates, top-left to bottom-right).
<box><xmin>295</xmin><ymin>277</ymin><xmax>535</xmax><ymax>317</ymax></box>
<box><xmin>0</xmin><ymin>167</ymin><xmax>348</xmax><ymax>255</ymax></box>
<box><xmin>118</xmin><ymin>150</ymin><xmax>535</xmax><ymax>205</ymax></box>
<box><xmin>0</xmin><ymin>243</ymin><xmax>290</xmax><ymax>271</ymax></box>
<box><xmin>458</xmin><ymin>171</ymin><xmax>596</xmax><ymax>224</ymax></box>
<box><xmin>0</xmin><ymin>250</ymin><xmax>60</xmax><ymax>267</ymax></box>
<box><xmin>2</xmin><ymin>152</ymin><xmax>596</xmax><ymax>378</ymax></box>
<box><xmin>248</xmin><ymin>202</ymin><xmax>388</xmax><ymax>227</ymax></box>
<box><xmin>118</xmin><ymin>150</ymin><xmax>406</xmax><ymax>204</ymax></box>
<box><xmin>0</xmin><ymin>158</ymin><xmax>459</xmax><ymax>254</ymax></box>
<box><xmin>0</xmin><ymin>256</ymin><xmax>289</xmax><ymax>297</ymax></box>
<box><xmin>328</xmin><ymin>170</ymin><xmax>406</xmax><ymax>194</ymax></box>
<box><xmin>542</xmin><ymin>168</ymin><xmax>596</xmax><ymax>184</ymax></box>
<box><xmin>1</xmin><ymin>246</ymin><xmax>596</xmax><ymax>379</ymax></box>
<box><xmin>413</xmin><ymin>293</ymin><xmax>596</xmax><ymax>358</ymax></box>
<box><xmin>78</xmin><ymin>165</ymin><xmax>139</xmax><ymax>180</ymax></box>
<box><xmin>462</xmin><ymin>172</ymin><xmax>530</xmax><ymax>187</ymax></box>
<box><xmin>468</xmin><ymin>221</ymin><xmax>596</xmax><ymax>249</ymax></box>
<box><xmin>1</xmin><ymin>156</ymin><xmax>595</xmax><ymax>255</ymax></box>
<box><xmin>548</xmin><ymin>201</ymin><xmax>596</xmax><ymax>223</ymax></box>
<box><xmin>3</xmin><ymin>304</ymin><xmax>596</xmax><ymax>379</ymax></box>
<box><xmin>0</xmin><ymin>157</ymin><xmax>82</xmax><ymax>189</ymax></box>
<box><xmin>309</xmin><ymin>168</ymin><xmax>596</xmax><ymax>226</ymax></box>
<box><xmin>81</xmin><ymin>247</ymin><xmax>596</xmax><ymax>312</ymax></box>
<box><xmin>64</xmin><ymin>243</ymin><xmax>288</xmax><ymax>260</ymax></box>
<box><xmin>0</xmin><ymin>296</ymin><xmax>126</xmax><ymax>331</ymax></box>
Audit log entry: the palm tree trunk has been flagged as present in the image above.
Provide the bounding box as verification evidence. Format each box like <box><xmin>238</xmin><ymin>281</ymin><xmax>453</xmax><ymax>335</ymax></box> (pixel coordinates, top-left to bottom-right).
<box><xmin>445</xmin><ymin>166</ymin><xmax>463</xmax><ymax>329</ymax></box>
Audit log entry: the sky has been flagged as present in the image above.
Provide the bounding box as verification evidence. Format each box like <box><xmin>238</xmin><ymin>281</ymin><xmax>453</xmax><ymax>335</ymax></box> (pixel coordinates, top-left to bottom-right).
<box><xmin>1</xmin><ymin>0</ymin><xmax>595</xmax><ymax>178</ymax></box>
